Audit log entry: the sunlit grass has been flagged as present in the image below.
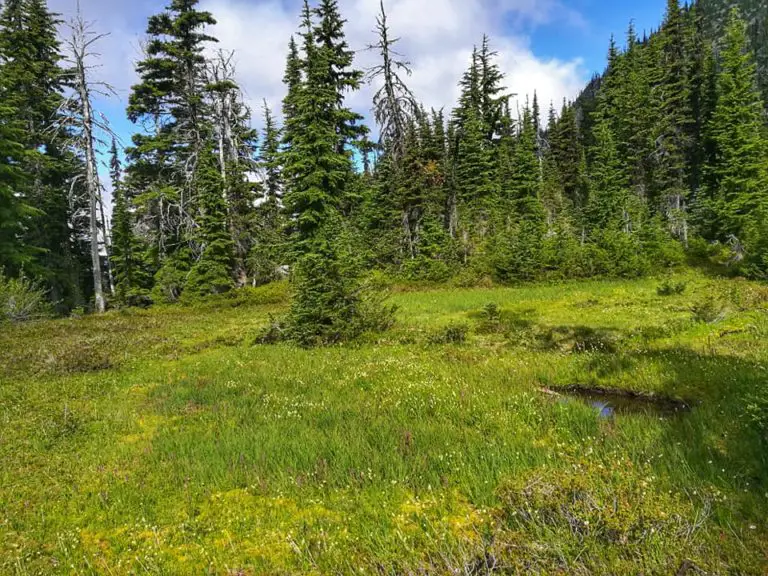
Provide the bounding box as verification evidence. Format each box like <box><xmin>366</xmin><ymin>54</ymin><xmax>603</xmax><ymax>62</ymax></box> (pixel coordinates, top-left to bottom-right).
<box><xmin>1</xmin><ymin>271</ymin><xmax>767</xmax><ymax>574</ymax></box>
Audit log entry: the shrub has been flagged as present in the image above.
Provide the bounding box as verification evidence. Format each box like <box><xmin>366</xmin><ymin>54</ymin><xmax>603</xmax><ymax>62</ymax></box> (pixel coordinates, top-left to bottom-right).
<box><xmin>741</xmin><ymin>205</ymin><xmax>768</xmax><ymax>280</ymax></box>
<box><xmin>490</xmin><ymin>219</ymin><xmax>547</xmax><ymax>282</ymax></box>
<box><xmin>691</xmin><ymin>295</ymin><xmax>727</xmax><ymax>323</ymax></box>
<box><xmin>657</xmin><ymin>279</ymin><xmax>687</xmax><ymax>296</ymax></box>
<box><xmin>273</xmin><ymin>248</ymin><xmax>396</xmax><ymax>347</ymax></box>
<box><xmin>589</xmin><ymin>228</ymin><xmax>650</xmax><ymax>278</ymax></box>
<box><xmin>450</xmin><ymin>260</ymin><xmax>494</xmax><ymax>288</ymax></box>
<box><xmin>401</xmin><ymin>256</ymin><xmax>453</xmax><ymax>283</ymax></box>
<box><xmin>430</xmin><ymin>322</ymin><xmax>469</xmax><ymax>344</ymax></box>
<box><xmin>183</xmin><ymin>259</ymin><xmax>233</xmax><ymax>300</ymax></box>
<box><xmin>475</xmin><ymin>302</ymin><xmax>502</xmax><ymax>333</ymax></box>
<box><xmin>0</xmin><ymin>273</ymin><xmax>51</xmax><ymax>323</ymax></box>
<box><xmin>151</xmin><ymin>254</ymin><xmax>190</xmax><ymax>304</ymax></box>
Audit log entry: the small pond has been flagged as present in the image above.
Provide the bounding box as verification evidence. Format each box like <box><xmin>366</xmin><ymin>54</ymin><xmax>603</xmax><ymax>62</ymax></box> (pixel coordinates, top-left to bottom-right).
<box><xmin>545</xmin><ymin>386</ymin><xmax>692</xmax><ymax>419</ymax></box>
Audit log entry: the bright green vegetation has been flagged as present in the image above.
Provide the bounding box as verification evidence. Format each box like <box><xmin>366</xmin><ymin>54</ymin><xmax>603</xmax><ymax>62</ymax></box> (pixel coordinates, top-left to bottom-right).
<box><xmin>2</xmin><ymin>271</ymin><xmax>768</xmax><ymax>574</ymax></box>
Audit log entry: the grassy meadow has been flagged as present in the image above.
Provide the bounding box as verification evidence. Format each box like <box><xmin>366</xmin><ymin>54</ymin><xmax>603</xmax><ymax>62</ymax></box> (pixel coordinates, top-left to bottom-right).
<box><xmin>2</xmin><ymin>272</ymin><xmax>768</xmax><ymax>574</ymax></box>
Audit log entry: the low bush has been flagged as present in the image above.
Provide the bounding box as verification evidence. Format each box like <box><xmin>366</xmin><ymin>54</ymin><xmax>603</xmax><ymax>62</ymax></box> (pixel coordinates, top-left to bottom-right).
<box><xmin>268</xmin><ymin>250</ymin><xmax>397</xmax><ymax>347</ymax></box>
<box><xmin>0</xmin><ymin>274</ymin><xmax>51</xmax><ymax>323</ymax></box>
<box><xmin>691</xmin><ymin>295</ymin><xmax>727</xmax><ymax>323</ymax></box>
<box><xmin>657</xmin><ymin>278</ymin><xmax>687</xmax><ymax>296</ymax></box>
<box><xmin>430</xmin><ymin>322</ymin><xmax>469</xmax><ymax>344</ymax></box>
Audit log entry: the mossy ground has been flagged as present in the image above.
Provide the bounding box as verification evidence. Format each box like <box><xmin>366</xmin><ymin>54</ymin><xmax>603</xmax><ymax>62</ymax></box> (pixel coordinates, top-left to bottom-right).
<box><xmin>2</xmin><ymin>272</ymin><xmax>768</xmax><ymax>574</ymax></box>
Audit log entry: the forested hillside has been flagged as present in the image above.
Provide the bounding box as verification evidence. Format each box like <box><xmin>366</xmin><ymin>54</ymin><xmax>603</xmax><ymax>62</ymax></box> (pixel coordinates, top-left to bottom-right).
<box><xmin>699</xmin><ymin>0</ymin><xmax>768</xmax><ymax>102</ymax></box>
<box><xmin>0</xmin><ymin>0</ymin><xmax>767</xmax><ymax>321</ymax></box>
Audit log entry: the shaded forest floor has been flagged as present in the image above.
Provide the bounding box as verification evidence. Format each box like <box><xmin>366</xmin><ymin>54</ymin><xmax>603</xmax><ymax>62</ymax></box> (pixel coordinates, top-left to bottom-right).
<box><xmin>2</xmin><ymin>271</ymin><xmax>768</xmax><ymax>574</ymax></box>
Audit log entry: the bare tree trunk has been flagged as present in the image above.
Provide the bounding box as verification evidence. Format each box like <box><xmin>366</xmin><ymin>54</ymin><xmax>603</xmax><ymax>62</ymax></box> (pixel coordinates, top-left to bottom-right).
<box><xmin>72</xmin><ymin>19</ymin><xmax>105</xmax><ymax>313</ymax></box>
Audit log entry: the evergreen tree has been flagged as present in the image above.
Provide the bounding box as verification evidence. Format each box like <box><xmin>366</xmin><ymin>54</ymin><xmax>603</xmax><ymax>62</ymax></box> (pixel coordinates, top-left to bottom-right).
<box><xmin>509</xmin><ymin>105</ymin><xmax>544</xmax><ymax>221</ymax></box>
<box><xmin>282</xmin><ymin>0</ymin><xmax>362</xmax><ymax>252</ymax></box>
<box><xmin>491</xmin><ymin>105</ymin><xmax>547</xmax><ymax>282</ymax></box>
<box><xmin>313</xmin><ymin>0</ymin><xmax>367</xmax><ymax>154</ymax></box>
<box><xmin>278</xmin><ymin>0</ymin><xmax>392</xmax><ymax>345</ymax></box>
<box><xmin>586</xmin><ymin>110</ymin><xmax>631</xmax><ymax>231</ymax></box>
<box><xmin>550</xmin><ymin>100</ymin><xmax>588</xmax><ymax>212</ymax></box>
<box><xmin>126</xmin><ymin>0</ymin><xmax>218</xmax><ymax>271</ymax></box>
<box><xmin>281</xmin><ymin>35</ymin><xmax>303</xmax><ymax>155</ymax></box>
<box><xmin>451</xmin><ymin>42</ymin><xmax>506</xmax><ymax>256</ymax></box>
<box><xmin>652</xmin><ymin>0</ymin><xmax>693</xmax><ymax>242</ymax></box>
<box><xmin>0</xmin><ymin>0</ymin><xmax>85</xmax><ymax>310</ymax></box>
<box><xmin>109</xmin><ymin>139</ymin><xmax>150</xmax><ymax>305</ymax></box>
<box><xmin>478</xmin><ymin>35</ymin><xmax>506</xmax><ymax>141</ymax></box>
<box><xmin>540</xmin><ymin>107</ymin><xmax>567</xmax><ymax>226</ymax></box>
<box><xmin>0</xmin><ymin>100</ymin><xmax>34</xmax><ymax>275</ymax></box>
<box><xmin>704</xmin><ymin>7</ymin><xmax>768</xmax><ymax>270</ymax></box>
<box><xmin>184</xmin><ymin>148</ymin><xmax>234</xmax><ymax>297</ymax></box>
<box><xmin>614</xmin><ymin>21</ymin><xmax>655</xmax><ymax>197</ymax></box>
<box><xmin>250</xmin><ymin>102</ymin><xmax>286</xmax><ymax>284</ymax></box>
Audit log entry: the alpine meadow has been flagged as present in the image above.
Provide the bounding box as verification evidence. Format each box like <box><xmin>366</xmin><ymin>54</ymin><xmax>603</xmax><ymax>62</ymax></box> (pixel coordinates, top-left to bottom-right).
<box><xmin>2</xmin><ymin>0</ymin><xmax>768</xmax><ymax>573</ymax></box>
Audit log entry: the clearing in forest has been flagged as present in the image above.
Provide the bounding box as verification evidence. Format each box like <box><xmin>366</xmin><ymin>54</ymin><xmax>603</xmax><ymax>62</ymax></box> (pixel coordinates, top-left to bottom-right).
<box><xmin>1</xmin><ymin>272</ymin><xmax>767</xmax><ymax>574</ymax></box>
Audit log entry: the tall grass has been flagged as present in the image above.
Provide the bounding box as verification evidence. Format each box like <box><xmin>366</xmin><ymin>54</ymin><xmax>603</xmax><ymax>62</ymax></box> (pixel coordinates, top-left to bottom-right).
<box><xmin>1</xmin><ymin>271</ymin><xmax>767</xmax><ymax>574</ymax></box>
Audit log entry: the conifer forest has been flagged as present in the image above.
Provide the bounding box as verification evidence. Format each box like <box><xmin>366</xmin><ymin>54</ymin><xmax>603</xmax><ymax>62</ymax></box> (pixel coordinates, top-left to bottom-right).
<box><xmin>2</xmin><ymin>0</ymin><xmax>768</xmax><ymax>573</ymax></box>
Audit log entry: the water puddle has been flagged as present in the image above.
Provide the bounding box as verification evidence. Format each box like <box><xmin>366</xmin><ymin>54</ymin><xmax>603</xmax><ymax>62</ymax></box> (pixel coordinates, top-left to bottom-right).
<box><xmin>541</xmin><ymin>386</ymin><xmax>692</xmax><ymax>419</ymax></box>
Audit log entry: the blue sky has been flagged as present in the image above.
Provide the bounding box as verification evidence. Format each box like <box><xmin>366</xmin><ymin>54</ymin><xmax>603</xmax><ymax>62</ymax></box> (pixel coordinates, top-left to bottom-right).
<box><xmin>529</xmin><ymin>0</ymin><xmax>667</xmax><ymax>73</ymax></box>
<box><xmin>45</xmin><ymin>0</ymin><xmax>672</xmax><ymax>196</ymax></box>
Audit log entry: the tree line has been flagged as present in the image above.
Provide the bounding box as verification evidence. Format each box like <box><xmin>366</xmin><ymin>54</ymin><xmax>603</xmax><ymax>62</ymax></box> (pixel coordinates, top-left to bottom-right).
<box><xmin>0</xmin><ymin>0</ymin><xmax>766</xmax><ymax>320</ymax></box>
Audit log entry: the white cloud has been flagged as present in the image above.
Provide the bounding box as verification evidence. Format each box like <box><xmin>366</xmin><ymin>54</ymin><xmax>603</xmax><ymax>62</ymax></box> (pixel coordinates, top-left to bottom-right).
<box><xmin>48</xmin><ymin>0</ymin><xmax>588</xmax><ymax>129</ymax></box>
<box><xmin>202</xmin><ymin>0</ymin><xmax>588</xmax><ymax>127</ymax></box>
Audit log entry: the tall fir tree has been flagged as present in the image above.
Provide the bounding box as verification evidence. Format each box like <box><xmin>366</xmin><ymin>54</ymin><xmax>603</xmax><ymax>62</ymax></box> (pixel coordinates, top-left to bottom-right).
<box><xmin>250</xmin><ymin>102</ymin><xmax>286</xmax><ymax>284</ymax></box>
<box><xmin>184</xmin><ymin>147</ymin><xmax>234</xmax><ymax>297</ymax></box>
<box><xmin>282</xmin><ymin>0</ymin><xmax>362</xmax><ymax>252</ymax></box>
<box><xmin>0</xmin><ymin>0</ymin><xmax>86</xmax><ymax>310</ymax></box>
<box><xmin>703</xmin><ymin>7</ymin><xmax>768</xmax><ymax>257</ymax></box>
<box><xmin>126</xmin><ymin>0</ymin><xmax>218</xmax><ymax>274</ymax></box>
<box><xmin>586</xmin><ymin>110</ymin><xmax>631</xmax><ymax>231</ymax></box>
<box><xmin>653</xmin><ymin>0</ymin><xmax>693</xmax><ymax>242</ymax></box>
<box><xmin>550</xmin><ymin>100</ymin><xmax>588</xmax><ymax>213</ymax></box>
<box><xmin>109</xmin><ymin>139</ymin><xmax>150</xmax><ymax>305</ymax></box>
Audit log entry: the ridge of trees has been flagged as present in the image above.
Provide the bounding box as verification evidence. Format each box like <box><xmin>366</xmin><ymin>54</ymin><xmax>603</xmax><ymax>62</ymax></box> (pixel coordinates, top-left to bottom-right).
<box><xmin>0</xmin><ymin>0</ymin><xmax>766</xmax><ymax>327</ymax></box>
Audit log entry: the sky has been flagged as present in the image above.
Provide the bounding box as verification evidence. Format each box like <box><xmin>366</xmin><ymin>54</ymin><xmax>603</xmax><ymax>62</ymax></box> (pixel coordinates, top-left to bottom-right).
<box><xmin>46</xmin><ymin>0</ymin><xmax>669</xmax><ymax>184</ymax></box>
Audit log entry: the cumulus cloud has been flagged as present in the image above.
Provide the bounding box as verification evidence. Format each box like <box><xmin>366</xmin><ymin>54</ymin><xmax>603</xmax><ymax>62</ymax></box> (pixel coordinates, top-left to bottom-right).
<box><xmin>49</xmin><ymin>0</ymin><xmax>588</xmax><ymax>128</ymax></box>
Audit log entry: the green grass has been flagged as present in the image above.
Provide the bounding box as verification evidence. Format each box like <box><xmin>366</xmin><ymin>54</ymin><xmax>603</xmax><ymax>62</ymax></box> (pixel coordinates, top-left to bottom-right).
<box><xmin>2</xmin><ymin>272</ymin><xmax>768</xmax><ymax>574</ymax></box>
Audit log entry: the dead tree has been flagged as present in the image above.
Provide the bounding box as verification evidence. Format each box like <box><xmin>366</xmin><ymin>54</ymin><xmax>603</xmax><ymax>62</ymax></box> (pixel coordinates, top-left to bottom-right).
<box><xmin>366</xmin><ymin>0</ymin><xmax>420</xmax><ymax>256</ymax></box>
<box><xmin>57</xmin><ymin>5</ymin><xmax>119</xmax><ymax>312</ymax></box>
<box><xmin>204</xmin><ymin>51</ymin><xmax>258</xmax><ymax>286</ymax></box>
<box><xmin>366</xmin><ymin>0</ymin><xmax>419</xmax><ymax>163</ymax></box>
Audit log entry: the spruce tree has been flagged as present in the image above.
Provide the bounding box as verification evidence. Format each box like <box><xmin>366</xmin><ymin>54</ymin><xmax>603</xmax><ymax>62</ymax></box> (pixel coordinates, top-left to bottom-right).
<box><xmin>282</xmin><ymin>0</ymin><xmax>362</xmax><ymax>252</ymax></box>
<box><xmin>652</xmin><ymin>0</ymin><xmax>693</xmax><ymax>242</ymax></box>
<box><xmin>0</xmin><ymin>101</ymin><xmax>34</xmax><ymax>275</ymax></box>
<box><xmin>704</xmin><ymin>7</ymin><xmax>768</xmax><ymax>270</ymax></box>
<box><xmin>586</xmin><ymin>111</ymin><xmax>631</xmax><ymax>231</ymax></box>
<box><xmin>0</xmin><ymin>0</ymin><xmax>85</xmax><ymax>310</ymax></box>
<box><xmin>478</xmin><ymin>35</ymin><xmax>506</xmax><ymax>142</ymax></box>
<box><xmin>184</xmin><ymin>148</ymin><xmax>234</xmax><ymax>297</ymax></box>
<box><xmin>550</xmin><ymin>100</ymin><xmax>588</xmax><ymax>212</ymax></box>
<box><xmin>313</xmin><ymin>0</ymin><xmax>367</xmax><ymax>154</ymax></box>
<box><xmin>491</xmin><ymin>105</ymin><xmax>546</xmax><ymax>281</ymax></box>
<box><xmin>278</xmin><ymin>0</ymin><xmax>392</xmax><ymax>345</ymax></box>
<box><xmin>281</xmin><ymin>35</ymin><xmax>303</xmax><ymax>160</ymax></box>
<box><xmin>126</xmin><ymin>0</ymin><xmax>218</xmax><ymax>272</ymax></box>
<box><xmin>250</xmin><ymin>103</ymin><xmax>286</xmax><ymax>284</ymax></box>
